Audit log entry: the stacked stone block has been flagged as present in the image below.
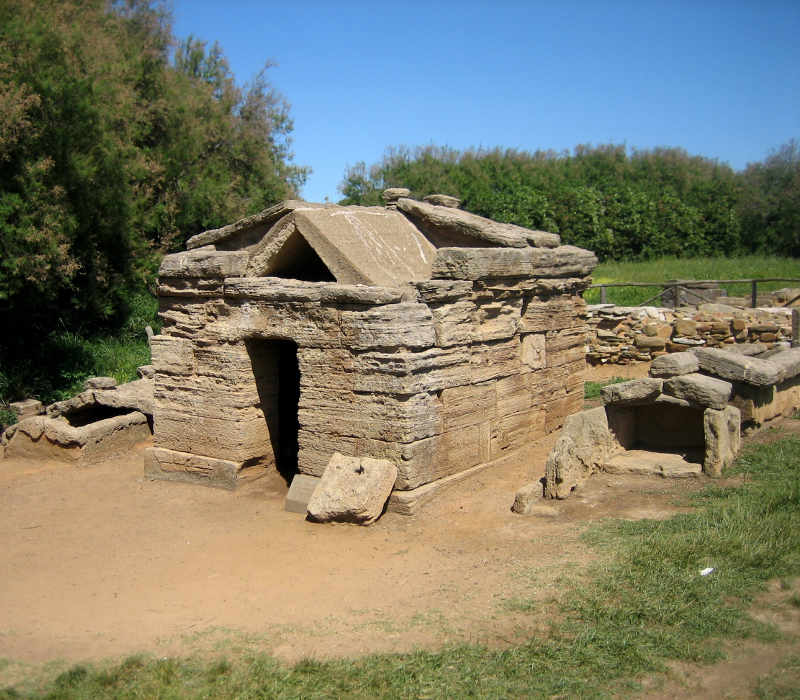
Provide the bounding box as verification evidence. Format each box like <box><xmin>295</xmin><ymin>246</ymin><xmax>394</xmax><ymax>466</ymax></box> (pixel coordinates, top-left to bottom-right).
<box><xmin>145</xmin><ymin>197</ymin><xmax>597</xmax><ymax>512</ymax></box>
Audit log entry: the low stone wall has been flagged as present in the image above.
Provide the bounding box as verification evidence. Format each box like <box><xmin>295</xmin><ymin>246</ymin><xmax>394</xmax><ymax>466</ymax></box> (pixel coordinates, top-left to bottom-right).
<box><xmin>587</xmin><ymin>303</ymin><xmax>795</xmax><ymax>365</ymax></box>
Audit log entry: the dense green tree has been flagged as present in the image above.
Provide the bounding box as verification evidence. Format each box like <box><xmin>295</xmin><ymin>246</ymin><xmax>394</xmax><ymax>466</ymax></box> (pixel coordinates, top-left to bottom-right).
<box><xmin>0</xmin><ymin>0</ymin><xmax>308</xmax><ymax>400</ymax></box>
<box><xmin>338</xmin><ymin>143</ymin><xmax>754</xmax><ymax>261</ymax></box>
<box><xmin>738</xmin><ymin>140</ymin><xmax>800</xmax><ymax>256</ymax></box>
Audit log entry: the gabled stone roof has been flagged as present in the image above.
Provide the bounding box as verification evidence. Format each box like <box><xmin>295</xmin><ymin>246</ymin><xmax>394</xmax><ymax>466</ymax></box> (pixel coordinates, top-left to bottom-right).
<box><xmin>165</xmin><ymin>193</ymin><xmax>585</xmax><ymax>287</ymax></box>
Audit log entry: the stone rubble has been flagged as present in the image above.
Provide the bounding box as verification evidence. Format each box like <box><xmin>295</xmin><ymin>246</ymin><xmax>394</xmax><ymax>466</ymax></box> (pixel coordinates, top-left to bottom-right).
<box><xmin>525</xmin><ymin>343</ymin><xmax>800</xmax><ymax>505</ymax></box>
<box><xmin>2</xmin><ymin>370</ymin><xmax>155</xmax><ymax>464</ymax></box>
<box><xmin>586</xmin><ymin>303</ymin><xmax>794</xmax><ymax>366</ymax></box>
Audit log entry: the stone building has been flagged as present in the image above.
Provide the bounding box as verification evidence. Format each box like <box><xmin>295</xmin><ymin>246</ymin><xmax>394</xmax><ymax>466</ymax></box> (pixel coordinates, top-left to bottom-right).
<box><xmin>145</xmin><ymin>191</ymin><xmax>597</xmax><ymax>513</ymax></box>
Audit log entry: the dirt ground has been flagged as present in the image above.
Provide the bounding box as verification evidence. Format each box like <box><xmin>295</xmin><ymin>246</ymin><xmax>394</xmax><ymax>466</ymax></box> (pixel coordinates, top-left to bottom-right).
<box><xmin>1</xmin><ymin>366</ymin><xmax>798</xmax><ymax>697</ymax></box>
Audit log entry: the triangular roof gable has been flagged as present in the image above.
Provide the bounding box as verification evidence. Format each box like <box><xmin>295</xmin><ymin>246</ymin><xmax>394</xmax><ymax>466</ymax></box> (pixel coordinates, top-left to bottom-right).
<box><xmin>249</xmin><ymin>205</ymin><xmax>436</xmax><ymax>286</ymax></box>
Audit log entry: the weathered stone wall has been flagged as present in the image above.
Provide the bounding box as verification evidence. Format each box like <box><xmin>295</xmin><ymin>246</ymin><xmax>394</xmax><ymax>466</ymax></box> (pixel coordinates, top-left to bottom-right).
<box><xmin>145</xmin><ymin>247</ymin><xmax>594</xmax><ymax>497</ymax></box>
<box><xmin>587</xmin><ymin>303</ymin><xmax>795</xmax><ymax>365</ymax></box>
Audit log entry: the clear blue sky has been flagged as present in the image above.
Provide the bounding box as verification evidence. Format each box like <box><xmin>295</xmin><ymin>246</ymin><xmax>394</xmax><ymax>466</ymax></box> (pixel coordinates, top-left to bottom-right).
<box><xmin>172</xmin><ymin>0</ymin><xmax>800</xmax><ymax>204</ymax></box>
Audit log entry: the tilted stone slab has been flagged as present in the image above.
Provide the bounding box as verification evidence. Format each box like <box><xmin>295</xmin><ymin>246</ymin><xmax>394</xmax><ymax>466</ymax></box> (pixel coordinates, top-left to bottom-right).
<box><xmin>663</xmin><ymin>373</ymin><xmax>732</xmax><ymax>409</ymax></box>
<box><xmin>431</xmin><ymin>246</ymin><xmax>597</xmax><ymax>280</ymax></box>
<box><xmin>306</xmin><ymin>453</ymin><xmax>397</xmax><ymax>525</ymax></box>
<box><xmin>145</xmin><ymin>446</ymin><xmax>243</xmax><ymax>489</ymax></box>
<box><xmin>601</xmin><ymin>378</ymin><xmax>663</xmax><ymax>405</ymax></box>
<box><xmin>397</xmin><ymin>197</ymin><xmax>531</xmax><ymax>248</ymax></box>
<box><xmin>186</xmin><ymin>200</ymin><xmax>314</xmax><ymax>249</ymax></box>
<box><xmin>649</xmin><ymin>352</ymin><xmax>700</xmax><ymax>378</ymax></box>
<box><xmin>693</xmin><ymin>348</ymin><xmax>780</xmax><ymax>387</ymax></box>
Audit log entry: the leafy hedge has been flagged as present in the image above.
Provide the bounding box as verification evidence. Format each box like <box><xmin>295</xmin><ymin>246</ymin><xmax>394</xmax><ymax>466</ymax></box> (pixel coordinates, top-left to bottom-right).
<box><xmin>340</xmin><ymin>142</ymin><xmax>799</xmax><ymax>260</ymax></box>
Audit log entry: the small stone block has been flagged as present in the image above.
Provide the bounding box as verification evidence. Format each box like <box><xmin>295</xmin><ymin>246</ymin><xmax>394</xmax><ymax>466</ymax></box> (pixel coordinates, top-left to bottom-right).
<box><xmin>285</xmin><ymin>474</ymin><xmax>322</xmax><ymax>514</ymax></box>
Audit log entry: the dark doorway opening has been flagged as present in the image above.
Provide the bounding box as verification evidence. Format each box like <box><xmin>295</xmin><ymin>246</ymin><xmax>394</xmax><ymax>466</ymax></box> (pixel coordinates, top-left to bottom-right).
<box><xmin>245</xmin><ymin>338</ymin><xmax>300</xmax><ymax>484</ymax></box>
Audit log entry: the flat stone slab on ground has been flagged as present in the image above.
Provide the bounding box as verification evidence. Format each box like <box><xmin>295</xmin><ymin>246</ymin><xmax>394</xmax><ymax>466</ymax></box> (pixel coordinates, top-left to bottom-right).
<box><xmin>602</xmin><ymin>450</ymin><xmax>703</xmax><ymax>478</ymax></box>
<box><xmin>307</xmin><ymin>453</ymin><xmax>397</xmax><ymax>525</ymax></box>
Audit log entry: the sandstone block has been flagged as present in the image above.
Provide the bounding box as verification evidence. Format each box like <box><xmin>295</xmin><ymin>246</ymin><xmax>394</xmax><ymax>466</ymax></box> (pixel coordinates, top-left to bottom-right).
<box><xmin>431</xmin><ymin>246</ymin><xmax>597</xmax><ymax>280</ymax></box>
<box><xmin>649</xmin><ymin>352</ymin><xmax>700</xmax><ymax>378</ymax></box>
<box><xmin>511</xmin><ymin>482</ymin><xmax>552</xmax><ymax>515</ymax></box>
<box><xmin>340</xmin><ymin>303</ymin><xmax>436</xmax><ymax>350</ymax></box>
<box><xmin>9</xmin><ymin>399</ymin><xmax>43</xmax><ymax>421</ymax></box>
<box><xmin>306</xmin><ymin>453</ymin><xmax>397</xmax><ymax>525</ymax></box>
<box><xmin>137</xmin><ymin>365</ymin><xmax>155</xmax><ymax>379</ymax></box>
<box><xmin>84</xmin><ymin>376</ymin><xmax>117</xmax><ymax>390</ymax></box>
<box><xmin>150</xmin><ymin>335</ymin><xmax>195</xmax><ymax>375</ymax></box>
<box><xmin>767</xmin><ymin>348</ymin><xmax>800</xmax><ymax>382</ymax></box>
<box><xmin>703</xmin><ymin>406</ymin><xmax>740</xmax><ymax>477</ymax></box>
<box><xmin>382</xmin><ymin>187</ymin><xmax>411</xmax><ymax>203</ymax></box>
<box><xmin>635</xmin><ymin>334</ymin><xmax>665</xmax><ymax>350</ymax></box>
<box><xmin>285</xmin><ymin>474</ymin><xmax>322</xmax><ymax>513</ymax></box>
<box><xmin>145</xmin><ymin>446</ymin><xmax>242</xmax><ymax>489</ymax></box>
<box><xmin>663</xmin><ymin>373</ymin><xmax>732</xmax><ymax>409</ymax></box>
<box><xmin>693</xmin><ymin>348</ymin><xmax>780</xmax><ymax>386</ymax></box>
<box><xmin>601</xmin><ymin>378</ymin><xmax>663</xmax><ymax>405</ymax></box>
<box><xmin>544</xmin><ymin>407</ymin><xmax>620</xmax><ymax>499</ymax></box>
<box><xmin>674</xmin><ymin>318</ymin><xmax>697</xmax><ymax>336</ymax></box>
<box><xmin>397</xmin><ymin>197</ymin><xmax>529</xmax><ymax>248</ymax></box>
<box><xmin>159</xmin><ymin>249</ymin><xmax>249</xmax><ymax>278</ymax></box>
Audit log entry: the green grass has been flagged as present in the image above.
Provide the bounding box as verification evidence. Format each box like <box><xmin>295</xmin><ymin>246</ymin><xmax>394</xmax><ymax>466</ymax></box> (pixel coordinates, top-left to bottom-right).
<box><xmin>5</xmin><ymin>435</ymin><xmax>800</xmax><ymax>699</ymax></box>
<box><xmin>585</xmin><ymin>254</ymin><xmax>800</xmax><ymax>305</ymax></box>
<box><xmin>0</xmin><ymin>291</ymin><xmax>158</xmax><ymax>406</ymax></box>
<box><xmin>584</xmin><ymin>377</ymin><xmax>627</xmax><ymax>399</ymax></box>
<box><xmin>755</xmin><ymin>654</ymin><xmax>800</xmax><ymax>699</ymax></box>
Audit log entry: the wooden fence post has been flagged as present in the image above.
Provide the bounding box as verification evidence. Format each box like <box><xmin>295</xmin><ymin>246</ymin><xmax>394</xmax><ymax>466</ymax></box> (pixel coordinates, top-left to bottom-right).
<box><xmin>793</xmin><ymin>309</ymin><xmax>799</xmax><ymax>348</ymax></box>
<box><xmin>600</xmin><ymin>286</ymin><xmax>607</xmax><ymax>304</ymax></box>
<box><xmin>751</xmin><ymin>280</ymin><xmax>758</xmax><ymax>308</ymax></box>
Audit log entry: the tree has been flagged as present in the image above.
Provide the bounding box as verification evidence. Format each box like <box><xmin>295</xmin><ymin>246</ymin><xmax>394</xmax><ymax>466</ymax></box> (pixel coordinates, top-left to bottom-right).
<box><xmin>739</xmin><ymin>140</ymin><xmax>800</xmax><ymax>256</ymax></box>
<box><xmin>0</xmin><ymin>0</ymin><xmax>308</xmax><ymax>399</ymax></box>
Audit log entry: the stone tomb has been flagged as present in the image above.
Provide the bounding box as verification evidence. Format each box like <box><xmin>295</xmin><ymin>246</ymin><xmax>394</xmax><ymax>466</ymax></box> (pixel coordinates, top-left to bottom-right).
<box><xmin>145</xmin><ymin>192</ymin><xmax>597</xmax><ymax>514</ymax></box>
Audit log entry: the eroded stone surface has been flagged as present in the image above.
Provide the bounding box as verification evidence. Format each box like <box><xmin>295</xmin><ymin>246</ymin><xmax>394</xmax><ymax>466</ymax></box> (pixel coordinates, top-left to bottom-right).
<box><xmin>663</xmin><ymin>373</ymin><xmax>732</xmax><ymax>409</ymax></box>
<box><xmin>601</xmin><ymin>378</ymin><xmax>663</xmax><ymax>405</ymax></box>
<box><xmin>703</xmin><ymin>406</ymin><xmax>741</xmax><ymax>477</ymax></box>
<box><xmin>693</xmin><ymin>348</ymin><xmax>780</xmax><ymax>386</ymax></box>
<box><xmin>649</xmin><ymin>352</ymin><xmax>699</xmax><ymax>378</ymax></box>
<box><xmin>147</xmin><ymin>195</ymin><xmax>596</xmax><ymax>504</ymax></box>
<box><xmin>543</xmin><ymin>407</ymin><xmax>621</xmax><ymax>499</ymax></box>
<box><xmin>307</xmin><ymin>453</ymin><xmax>397</xmax><ymax>525</ymax></box>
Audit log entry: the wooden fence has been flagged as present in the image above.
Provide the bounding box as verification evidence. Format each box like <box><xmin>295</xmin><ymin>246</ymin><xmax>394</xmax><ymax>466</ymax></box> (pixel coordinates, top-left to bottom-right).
<box><xmin>589</xmin><ymin>278</ymin><xmax>800</xmax><ymax>308</ymax></box>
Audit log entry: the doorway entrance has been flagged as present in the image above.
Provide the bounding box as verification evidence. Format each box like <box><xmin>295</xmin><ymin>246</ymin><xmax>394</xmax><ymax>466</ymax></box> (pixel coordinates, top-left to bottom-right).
<box><xmin>245</xmin><ymin>338</ymin><xmax>300</xmax><ymax>484</ymax></box>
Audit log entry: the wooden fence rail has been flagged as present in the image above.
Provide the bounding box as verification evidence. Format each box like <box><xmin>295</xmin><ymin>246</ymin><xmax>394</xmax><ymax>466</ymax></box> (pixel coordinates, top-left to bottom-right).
<box><xmin>588</xmin><ymin>278</ymin><xmax>800</xmax><ymax>308</ymax></box>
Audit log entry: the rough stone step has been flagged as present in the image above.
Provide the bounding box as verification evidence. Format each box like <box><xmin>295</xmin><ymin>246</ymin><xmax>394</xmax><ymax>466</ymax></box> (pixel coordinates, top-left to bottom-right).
<box><xmin>602</xmin><ymin>449</ymin><xmax>703</xmax><ymax>478</ymax></box>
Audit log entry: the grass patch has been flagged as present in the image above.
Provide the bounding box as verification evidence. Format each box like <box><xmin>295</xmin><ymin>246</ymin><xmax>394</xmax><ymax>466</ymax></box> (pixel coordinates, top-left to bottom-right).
<box><xmin>0</xmin><ymin>291</ymin><xmax>158</xmax><ymax>406</ymax></box>
<box><xmin>585</xmin><ymin>254</ymin><xmax>799</xmax><ymax>305</ymax></box>
<box><xmin>584</xmin><ymin>376</ymin><xmax>627</xmax><ymax>399</ymax></box>
<box><xmin>755</xmin><ymin>653</ymin><xmax>800</xmax><ymax>699</ymax></box>
<box><xmin>4</xmin><ymin>437</ymin><xmax>800</xmax><ymax>698</ymax></box>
